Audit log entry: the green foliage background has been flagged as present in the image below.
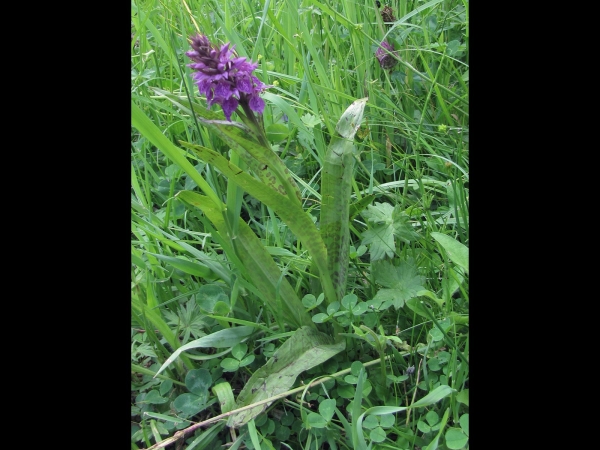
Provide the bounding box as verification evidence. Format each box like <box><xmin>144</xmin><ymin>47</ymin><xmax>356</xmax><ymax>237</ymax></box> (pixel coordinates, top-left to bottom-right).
<box><xmin>132</xmin><ymin>0</ymin><xmax>468</xmax><ymax>448</ymax></box>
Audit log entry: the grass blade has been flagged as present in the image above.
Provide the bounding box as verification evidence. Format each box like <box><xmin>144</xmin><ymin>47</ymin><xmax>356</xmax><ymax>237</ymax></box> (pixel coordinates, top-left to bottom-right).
<box><xmin>131</xmin><ymin>101</ymin><xmax>223</xmax><ymax>210</ymax></box>
<box><xmin>154</xmin><ymin>326</ymin><xmax>254</xmax><ymax>377</ymax></box>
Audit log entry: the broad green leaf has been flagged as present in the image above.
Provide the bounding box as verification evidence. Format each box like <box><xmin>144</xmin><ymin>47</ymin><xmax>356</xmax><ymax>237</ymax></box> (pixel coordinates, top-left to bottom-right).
<box><xmin>342</xmin><ymin>294</ymin><xmax>358</xmax><ymax>310</ymax></box>
<box><xmin>426</xmin><ymin>410</ymin><xmax>440</xmax><ymax>426</ymax></box>
<box><xmin>195</xmin><ymin>284</ymin><xmax>229</xmax><ymax>314</ymax></box>
<box><xmin>320</xmin><ymin>97</ymin><xmax>368</xmax><ymax>301</ymax></box>
<box><xmin>380</xmin><ymin>414</ymin><xmax>395</xmax><ymax>428</ymax></box>
<box><xmin>177</xmin><ymin>191</ymin><xmax>314</xmax><ymax>328</ymax></box>
<box><xmin>431</xmin><ymin>232</ymin><xmax>469</xmax><ymax>274</ymax></box>
<box><xmin>227</xmin><ymin>326</ymin><xmax>345</xmax><ymax>428</ymax></box>
<box><xmin>444</xmin><ymin>428</ymin><xmax>467</xmax><ymax>449</ymax></box>
<box><xmin>327</xmin><ymin>302</ymin><xmax>340</xmax><ymax>315</ymax></box>
<box><xmin>275</xmin><ymin>426</ymin><xmax>290</xmax><ymax>441</ymax></box>
<box><xmin>176</xmin><ymin>147</ymin><xmax>338</xmax><ymax>306</ymax></box>
<box><xmin>429</xmin><ymin>328</ymin><xmax>444</xmax><ymax>342</ymax></box>
<box><xmin>152</xmin><ymin>88</ymin><xmax>302</xmax><ymax>205</ymax></box>
<box><xmin>302</xmin><ymin>294</ymin><xmax>318</xmax><ymax>309</ymax></box>
<box><xmin>154</xmin><ymin>326</ymin><xmax>254</xmax><ymax>377</ymax></box>
<box><xmin>213</xmin><ymin>301</ymin><xmax>231</xmax><ymax>316</ymax></box>
<box><xmin>417</xmin><ymin>420</ymin><xmax>431</xmax><ymax>433</ymax></box>
<box><xmin>159</xmin><ymin>379</ymin><xmax>173</xmax><ymax>396</ymax></box>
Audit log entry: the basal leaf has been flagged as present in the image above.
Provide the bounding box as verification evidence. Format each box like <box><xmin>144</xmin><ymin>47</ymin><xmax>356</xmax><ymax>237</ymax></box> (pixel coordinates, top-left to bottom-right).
<box><xmin>320</xmin><ymin>98</ymin><xmax>368</xmax><ymax>301</ymax></box>
<box><xmin>177</xmin><ymin>191</ymin><xmax>314</xmax><ymax>329</ymax></box>
<box><xmin>176</xmin><ymin>149</ymin><xmax>337</xmax><ymax>306</ymax></box>
<box><xmin>227</xmin><ymin>326</ymin><xmax>345</xmax><ymax>428</ymax></box>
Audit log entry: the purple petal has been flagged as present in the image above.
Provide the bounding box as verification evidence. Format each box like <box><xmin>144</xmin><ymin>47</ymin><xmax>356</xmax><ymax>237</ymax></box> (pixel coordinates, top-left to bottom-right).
<box><xmin>236</xmin><ymin>75</ymin><xmax>254</xmax><ymax>94</ymax></box>
<box><xmin>248</xmin><ymin>95</ymin><xmax>265</xmax><ymax>114</ymax></box>
<box><xmin>221</xmin><ymin>97</ymin><xmax>239</xmax><ymax>121</ymax></box>
<box><xmin>215</xmin><ymin>80</ymin><xmax>233</xmax><ymax>99</ymax></box>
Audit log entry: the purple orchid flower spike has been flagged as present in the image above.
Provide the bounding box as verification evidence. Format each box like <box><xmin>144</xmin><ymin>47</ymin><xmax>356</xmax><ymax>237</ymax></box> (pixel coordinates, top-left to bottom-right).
<box><xmin>186</xmin><ymin>34</ymin><xmax>269</xmax><ymax>121</ymax></box>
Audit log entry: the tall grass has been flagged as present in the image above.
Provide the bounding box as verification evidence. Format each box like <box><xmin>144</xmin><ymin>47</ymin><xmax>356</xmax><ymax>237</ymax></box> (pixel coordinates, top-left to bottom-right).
<box><xmin>132</xmin><ymin>0</ymin><xmax>468</xmax><ymax>448</ymax></box>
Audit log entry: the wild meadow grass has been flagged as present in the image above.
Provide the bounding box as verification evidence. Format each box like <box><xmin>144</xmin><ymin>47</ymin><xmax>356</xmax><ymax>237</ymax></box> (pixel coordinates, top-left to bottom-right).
<box><xmin>131</xmin><ymin>0</ymin><xmax>468</xmax><ymax>448</ymax></box>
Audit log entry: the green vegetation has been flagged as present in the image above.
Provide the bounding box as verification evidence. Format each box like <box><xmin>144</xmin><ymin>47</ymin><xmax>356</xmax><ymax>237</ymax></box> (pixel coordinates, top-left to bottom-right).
<box><xmin>131</xmin><ymin>0</ymin><xmax>468</xmax><ymax>448</ymax></box>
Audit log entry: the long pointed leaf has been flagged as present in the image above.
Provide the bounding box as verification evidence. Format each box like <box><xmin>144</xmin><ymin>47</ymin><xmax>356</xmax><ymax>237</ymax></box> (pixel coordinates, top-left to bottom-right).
<box><xmin>152</xmin><ymin>88</ymin><xmax>302</xmax><ymax>206</ymax></box>
<box><xmin>196</xmin><ymin>119</ymin><xmax>303</xmax><ymax>206</ymax></box>
<box><xmin>154</xmin><ymin>326</ymin><xmax>255</xmax><ymax>377</ymax></box>
<box><xmin>178</xmin><ymin>142</ymin><xmax>338</xmax><ymax>306</ymax></box>
<box><xmin>320</xmin><ymin>98</ymin><xmax>368</xmax><ymax>301</ymax></box>
<box><xmin>177</xmin><ymin>191</ymin><xmax>313</xmax><ymax>329</ymax></box>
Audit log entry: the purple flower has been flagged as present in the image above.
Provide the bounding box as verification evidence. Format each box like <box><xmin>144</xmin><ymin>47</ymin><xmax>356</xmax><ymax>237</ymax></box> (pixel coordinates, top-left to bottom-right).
<box><xmin>375</xmin><ymin>41</ymin><xmax>399</xmax><ymax>70</ymax></box>
<box><xmin>186</xmin><ymin>34</ymin><xmax>269</xmax><ymax>121</ymax></box>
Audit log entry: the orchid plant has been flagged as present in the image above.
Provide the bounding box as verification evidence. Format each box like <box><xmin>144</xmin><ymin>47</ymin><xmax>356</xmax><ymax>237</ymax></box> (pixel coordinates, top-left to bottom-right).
<box><xmin>158</xmin><ymin>33</ymin><xmax>369</xmax><ymax>319</ymax></box>
<box><xmin>131</xmin><ymin>33</ymin><xmax>368</xmax><ymax>427</ymax></box>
